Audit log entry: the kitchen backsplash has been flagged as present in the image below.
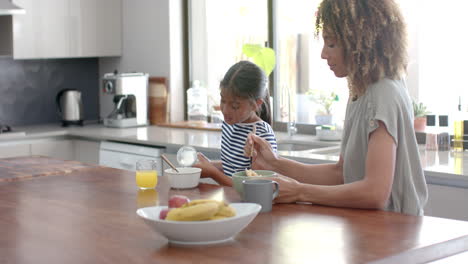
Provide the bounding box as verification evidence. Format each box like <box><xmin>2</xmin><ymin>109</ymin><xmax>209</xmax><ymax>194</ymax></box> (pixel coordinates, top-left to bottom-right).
<box><xmin>0</xmin><ymin>57</ymin><xmax>99</xmax><ymax>126</ymax></box>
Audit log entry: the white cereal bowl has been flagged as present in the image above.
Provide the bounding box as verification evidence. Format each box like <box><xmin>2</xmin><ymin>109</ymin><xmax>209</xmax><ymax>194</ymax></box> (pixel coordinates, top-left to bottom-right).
<box><xmin>164</xmin><ymin>167</ymin><xmax>201</xmax><ymax>189</ymax></box>
<box><xmin>136</xmin><ymin>203</ymin><xmax>261</xmax><ymax>245</ymax></box>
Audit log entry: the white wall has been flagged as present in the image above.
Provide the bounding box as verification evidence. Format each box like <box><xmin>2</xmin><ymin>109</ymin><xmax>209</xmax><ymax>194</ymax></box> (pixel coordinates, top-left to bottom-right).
<box><xmin>99</xmin><ymin>0</ymin><xmax>185</xmax><ymax>122</ymax></box>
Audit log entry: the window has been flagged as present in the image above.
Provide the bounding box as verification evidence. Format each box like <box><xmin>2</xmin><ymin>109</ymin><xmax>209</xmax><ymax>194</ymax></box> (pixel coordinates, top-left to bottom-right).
<box><xmin>274</xmin><ymin>0</ymin><xmax>347</xmax><ymax>126</ymax></box>
<box><xmin>188</xmin><ymin>0</ymin><xmax>468</xmax><ymax>130</ymax></box>
<box><xmin>410</xmin><ymin>0</ymin><xmax>468</xmax><ymax>115</ymax></box>
<box><xmin>189</xmin><ymin>0</ymin><xmax>348</xmax><ymax>128</ymax></box>
<box><xmin>189</xmin><ymin>0</ymin><xmax>268</xmax><ymax>112</ymax></box>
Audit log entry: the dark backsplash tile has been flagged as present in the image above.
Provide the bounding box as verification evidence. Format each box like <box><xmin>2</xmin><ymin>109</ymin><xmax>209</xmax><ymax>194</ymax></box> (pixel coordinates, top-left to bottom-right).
<box><xmin>0</xmin><ymin>57</ymin><xmax>99</xmax><ymax>126</ymax></box>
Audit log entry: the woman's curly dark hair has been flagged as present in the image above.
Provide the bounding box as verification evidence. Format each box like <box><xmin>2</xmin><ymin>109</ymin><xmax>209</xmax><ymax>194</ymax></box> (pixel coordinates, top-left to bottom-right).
<box><xmin>315</xmin><ymin>0</ymin><xmax>408</xmax><ymax>97</ymax></box>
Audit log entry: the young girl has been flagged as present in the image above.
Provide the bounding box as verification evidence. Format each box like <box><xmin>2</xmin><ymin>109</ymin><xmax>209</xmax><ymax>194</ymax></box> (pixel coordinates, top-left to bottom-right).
<box><xmin>194</xmin><ymin>60</ymin><xmax>277</xmax><ymax>186</ymax></box>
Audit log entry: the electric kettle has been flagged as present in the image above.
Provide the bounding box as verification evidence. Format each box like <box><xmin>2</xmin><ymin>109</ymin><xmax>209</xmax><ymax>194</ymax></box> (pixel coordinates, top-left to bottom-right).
<box><xmin>56</xmin><ymin>89</ymin><xmax>84</xmax><ymax>126</ymax></box>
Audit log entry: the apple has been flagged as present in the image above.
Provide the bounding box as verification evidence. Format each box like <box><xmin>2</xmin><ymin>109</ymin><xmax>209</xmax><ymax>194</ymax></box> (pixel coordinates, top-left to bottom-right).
<box><xmin>159</xmin><ymin>208</ymin><xmax>171</xmax><ymax>220</ymax></box>
<box><xmin>168</xmin><ymin>195</ymin><xmax>190</xmax><ymax>208</ymax></box>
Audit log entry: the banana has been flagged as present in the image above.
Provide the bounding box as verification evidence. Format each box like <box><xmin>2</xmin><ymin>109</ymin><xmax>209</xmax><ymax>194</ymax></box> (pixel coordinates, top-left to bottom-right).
<box><xmin>215</xmin><ymin>204</ymin><xmax>236</xmax><ymax>217</ymax></box>
<box><xmin>166</xmin><ymin>202</ymin><xmax>219</xmax><ymax>221</ymax></box>
<box><xmin>183</xmin><ymin>199</ymin><xmax>224</xmax><ymax>208</ymax></box>
<box><xmin>166</xmin><ymin>199</ymin><xmax>237</xmax><ymax>221</ymax></box>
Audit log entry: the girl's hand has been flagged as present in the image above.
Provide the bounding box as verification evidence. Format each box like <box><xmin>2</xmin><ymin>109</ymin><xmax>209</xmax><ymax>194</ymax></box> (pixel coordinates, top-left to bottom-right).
<box><xmin>245</xmin><ymin>134</ymin><xmax>279</xmax><ymax>171</ymax></box>
<box><xmin>273</xmin><ymin>175</ymin><xmax>303</xmax><ymax>204</ymax></box>
<box><xmin>193</xmin><ymin>152</ymin><xmax>218</xmax><ymax>178</ymax></box>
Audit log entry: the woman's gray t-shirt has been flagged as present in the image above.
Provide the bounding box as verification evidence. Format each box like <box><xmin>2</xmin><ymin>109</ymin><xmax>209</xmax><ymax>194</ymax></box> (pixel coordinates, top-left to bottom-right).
<box><xmin>340</xmin><ymin>78</ymin><xmax>428</xmax><ymax>216</ymax></box>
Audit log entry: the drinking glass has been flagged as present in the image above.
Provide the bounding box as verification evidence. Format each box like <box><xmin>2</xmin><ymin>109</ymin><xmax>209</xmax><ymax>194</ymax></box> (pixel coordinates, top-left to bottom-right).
<box><xmin>136</xmin><ymin>159</ymin><xmax>158</xmax><ymax>189</ymax></box>
<box><xmin>176</xmin><ymin>145</ymin><xmax>198</xmax><ymax>167</ymax></box>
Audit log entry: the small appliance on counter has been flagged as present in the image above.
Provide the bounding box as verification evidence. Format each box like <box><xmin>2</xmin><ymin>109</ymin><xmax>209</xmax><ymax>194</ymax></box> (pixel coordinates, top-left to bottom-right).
<box><xmin>100</xmin><ymin>71</ymin><xmax>149</xmax><ymax>128</ymax></box>
<box><xmin>56</xmin><ymin>88</ymin><xmax>84</xmax><ymax>127</ymax></box>
<box><xmin>0</xmin><ymin>123</ymin><xmax>26</xmax><ymax>139</ymax></box>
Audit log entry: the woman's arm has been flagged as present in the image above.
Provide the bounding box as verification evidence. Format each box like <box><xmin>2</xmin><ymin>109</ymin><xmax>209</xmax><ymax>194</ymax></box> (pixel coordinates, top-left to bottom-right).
<box><xmin>272</xmin><ymin>156</ymin><xmax>344</xmax><ymax>186</ymax></box>
<box><xmin>248</xmin><ymin>134</ymin><xmax>344</xmax><ymax>185</ymax></box>
<box><xmin>274</xmin><ymin>121</ymin><xmax>396</xmax><ymax>210</ymax></box>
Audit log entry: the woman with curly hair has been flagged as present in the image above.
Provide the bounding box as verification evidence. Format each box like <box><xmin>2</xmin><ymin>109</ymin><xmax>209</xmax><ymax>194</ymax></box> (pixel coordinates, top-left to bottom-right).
<box><xmin>245</xmin><ymin>0</ymin><xmax>427</xmax><ymax>215</ymax></box>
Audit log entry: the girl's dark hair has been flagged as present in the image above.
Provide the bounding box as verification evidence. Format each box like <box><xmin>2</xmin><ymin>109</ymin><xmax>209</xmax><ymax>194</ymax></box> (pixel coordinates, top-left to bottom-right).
<box><xmin>220</xmin><ymin>60</ymin><xmax>272</xmax><ymax>124</ymax></box>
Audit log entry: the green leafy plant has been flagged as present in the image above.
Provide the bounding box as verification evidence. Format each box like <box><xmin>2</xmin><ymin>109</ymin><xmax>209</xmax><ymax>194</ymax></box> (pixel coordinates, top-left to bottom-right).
<box><xmin>412</xmin><ymin>100</ymin><xmax>430</xmax><ymax>117</ymax></box>
<box><xmin>242</xmin><ymin>44</ymin><xmax>276</xmax><ymax>77</ymax></box>
<box><xmin>307</xmin><ymin>89</ymin><xmax>339</xmax><ymax>115</ymax></box>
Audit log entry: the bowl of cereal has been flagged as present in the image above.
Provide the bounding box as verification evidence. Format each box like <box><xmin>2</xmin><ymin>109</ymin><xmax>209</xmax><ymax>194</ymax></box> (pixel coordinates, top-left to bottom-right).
<box><xmin>232</xmin><ymin>170</ymin><xmax>277</xmax><ymax>199</ymax></box>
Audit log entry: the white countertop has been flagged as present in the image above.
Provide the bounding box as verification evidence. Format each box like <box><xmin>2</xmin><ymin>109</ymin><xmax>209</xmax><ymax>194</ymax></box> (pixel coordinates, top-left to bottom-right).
<box><xmin>2</xmin><ymin>123</ymin><xmax>468</xmax><ymax>188</ymax></box>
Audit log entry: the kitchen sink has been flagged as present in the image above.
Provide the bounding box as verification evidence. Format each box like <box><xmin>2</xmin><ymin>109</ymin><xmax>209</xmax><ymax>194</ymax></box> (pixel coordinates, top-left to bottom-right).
<box><xmin>276</xmin><ymin>140</ymin><xmax>338</xmax><ymax>152</ymax></box>
<box><xmin>310</xmin><ymin>146</ymin><xmax>341</xmax><ymax>156</ymax></box>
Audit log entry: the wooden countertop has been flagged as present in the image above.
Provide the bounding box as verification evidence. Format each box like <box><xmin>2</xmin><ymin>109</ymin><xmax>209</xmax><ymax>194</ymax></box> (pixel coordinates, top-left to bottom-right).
<box><xmin>1</xmin><ymin>156</ymin><xmax>468</xmax><ymax>263</ymax></box>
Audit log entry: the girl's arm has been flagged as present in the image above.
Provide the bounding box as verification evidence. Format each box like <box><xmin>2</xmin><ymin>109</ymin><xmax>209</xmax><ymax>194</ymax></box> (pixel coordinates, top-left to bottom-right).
<box><xmin>211</xmin><ymin>160</ymin><xmax>223</xmax><ymax>170</ymax></box>
<box><xmin>193</xmin><ymin>153</ymin><xmax>232</xmax><ymax>186</ymax></box>
<box><xmin>274</xmin><ymin>121</ymin><xmax>396</xmax><ymax>210</ymax></box>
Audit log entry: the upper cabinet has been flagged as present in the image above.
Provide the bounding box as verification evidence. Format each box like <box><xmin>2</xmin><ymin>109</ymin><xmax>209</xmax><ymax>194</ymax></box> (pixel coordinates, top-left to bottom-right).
<box><xmin>10</xmin><ymin>0</ymin><xmax>121</xmax><ymax>59</ymax></box>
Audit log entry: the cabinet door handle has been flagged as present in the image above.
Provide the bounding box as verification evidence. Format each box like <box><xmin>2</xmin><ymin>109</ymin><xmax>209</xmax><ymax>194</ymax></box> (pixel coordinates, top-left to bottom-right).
<box><xmin>119</xmin><ymin>159</ymin><xmax>134</xmax><ymax>168</ymax></box>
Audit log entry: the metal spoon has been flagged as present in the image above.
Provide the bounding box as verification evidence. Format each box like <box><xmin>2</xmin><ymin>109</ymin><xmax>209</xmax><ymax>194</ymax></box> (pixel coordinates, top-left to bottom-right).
<box><xmin>161</xmin><ymin>154</ymin><xmax>179</xmax><ymax>173</ymax></box>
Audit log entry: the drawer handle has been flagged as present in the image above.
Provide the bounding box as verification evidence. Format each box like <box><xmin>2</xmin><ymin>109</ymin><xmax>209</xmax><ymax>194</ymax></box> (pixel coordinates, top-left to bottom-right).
<box><xmin>119</xmin><ymin>160</ymin><xmax>134</xmax><ymax>168</ymax></box>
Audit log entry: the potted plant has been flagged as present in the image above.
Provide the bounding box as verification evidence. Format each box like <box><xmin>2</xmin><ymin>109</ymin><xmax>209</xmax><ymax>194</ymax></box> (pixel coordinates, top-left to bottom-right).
<box><xmin>413</xmin><ymin>100</ymin><xmax>430</xmax><ymax>132</ymax></box>
<box><xmin>307</xmin><ymin>89</ymin><xmax>339</xmax><ymax>125</ymax></box>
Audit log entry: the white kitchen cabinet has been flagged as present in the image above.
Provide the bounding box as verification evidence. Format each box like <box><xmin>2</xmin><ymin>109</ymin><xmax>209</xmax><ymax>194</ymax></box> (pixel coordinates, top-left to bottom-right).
<box><xmin>30</xmin><ymin>139</ymin><xmax>74</xmax><ymax>160</ymax></box>
<box><xmin>0</xmin><ymin>142</ymin><xmax>30</xmax><ymax>158</ymax></box>
<box><xmin>73</xmin><ymin>139</ymin><xmax>100</xmax><ymax>164</ymax></box>
<box><xmin>424</xmin><ymin>184</ymin><xmax>468</xmax><ymax>221</ymax></box>
<box><xmin>11</xmin><ymin>0</ymin><xmax>121</xmax><ymax>59</ymax></box>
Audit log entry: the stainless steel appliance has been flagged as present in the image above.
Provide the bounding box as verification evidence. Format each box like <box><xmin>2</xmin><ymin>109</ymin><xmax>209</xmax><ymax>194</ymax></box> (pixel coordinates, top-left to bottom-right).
<box><xmin>100</xmin><ymin>72</ymin><xmax>149</xmax><ymax>128</ymax></box>
<box><xmin>56</xmin><ymin>89</ymin><xmax>84</xmax><ymax>127</ymax></box>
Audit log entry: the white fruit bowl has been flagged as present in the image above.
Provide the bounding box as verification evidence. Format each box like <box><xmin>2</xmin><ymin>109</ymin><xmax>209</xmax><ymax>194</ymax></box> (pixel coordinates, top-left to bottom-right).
<box><xmin>136</xmin><ymin>203</ymin><xmax>261</xmax><ymax>245</ymax></box>
<box><xmin>164</xmin><ymin>167</ymin><xmax>201</xmax><ymax>189</ymax></box>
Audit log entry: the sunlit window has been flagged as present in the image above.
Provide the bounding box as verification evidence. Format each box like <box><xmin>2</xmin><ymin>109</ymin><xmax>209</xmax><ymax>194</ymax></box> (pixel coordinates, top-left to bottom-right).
<box><xmin>189</xmin><ymin>0</ymin><xmax>268</xmax><ymax>113</ymax></box>
<box><xmin>274</xmin><ymin>0</ymin><xmax>347</xmax><ymax>126</ymax></box>
<box><xmin>188</xmin><ymin>0</ymin><xmax>468</xmax><ymax>129</ymax></box>
<box><xmin>413</xmin><ymin>0</ymin><xmax>468</xmax><ymax>115</ymax></box>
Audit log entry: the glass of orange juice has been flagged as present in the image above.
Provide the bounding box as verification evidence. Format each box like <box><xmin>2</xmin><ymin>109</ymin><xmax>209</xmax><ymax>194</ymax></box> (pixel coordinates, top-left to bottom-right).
<box><xmin>136</xmin><ymin>159</ymin><xmax>158</xmax><ymax>189</ymax></box>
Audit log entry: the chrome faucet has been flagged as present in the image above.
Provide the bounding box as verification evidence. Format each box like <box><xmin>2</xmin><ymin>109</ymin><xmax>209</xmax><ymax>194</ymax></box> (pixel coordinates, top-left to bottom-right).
<box><xmin>287</xmin><ymin>120</ymin><xmax>297</xmax><ymax>137</ymax></box>
<box><xmin>286</xmin><ymin>86</ymin><xmax>297</xmax><ymax>137</ymax></box>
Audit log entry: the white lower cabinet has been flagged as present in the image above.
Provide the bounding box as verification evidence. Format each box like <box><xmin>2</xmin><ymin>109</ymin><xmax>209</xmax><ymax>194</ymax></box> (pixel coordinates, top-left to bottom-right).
<box><xmin>161</xmin><ymin>153</ymin><xmax>178</xmax><ymax>173</ymax></box>
<box><xmin>0</xmin><ymin>138</ymin><xmax>100</xmax><ymax>164</ymax></box>
<box><xmin>424</xmin><ymin>184</ymin><xmax>468</xmax><ymax>221</ymax></box>
<box><xmin>73</xmin><ymin>139</ymin><xmax>100</xmax><ymax>164</ymax></box>
<box><xmin>30</xmin><ymin>139</ymin><xmax>74</xmax><ymax>160</ymax></box>
<box><xmin>0</xmin><ymin>142</ymin><xmax>30</xmax><ymax>158</ymax></box>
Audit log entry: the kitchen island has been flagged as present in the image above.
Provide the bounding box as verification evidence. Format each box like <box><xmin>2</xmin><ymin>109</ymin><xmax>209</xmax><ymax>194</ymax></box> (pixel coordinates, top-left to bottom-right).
<box><xmin>1</xmin><ymin>156</ymin><xmax>468</xmax><ymax>264</ymax></box>
<box><xmin>2</xmin><ymin>123</ymin><xmax>468</xmax><ymax>221</ymax></box>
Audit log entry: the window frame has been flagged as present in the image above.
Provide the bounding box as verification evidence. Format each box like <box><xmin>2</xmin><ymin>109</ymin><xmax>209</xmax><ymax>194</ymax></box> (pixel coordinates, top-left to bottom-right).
<box><xmin>184</xmin><ymin>0</ymin><xmax>327</xmax><ymax>134</ymax></box>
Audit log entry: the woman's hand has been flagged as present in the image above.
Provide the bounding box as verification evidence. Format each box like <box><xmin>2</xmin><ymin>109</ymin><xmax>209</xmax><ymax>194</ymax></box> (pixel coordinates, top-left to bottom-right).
<box><xmin>245</xmin><ymin>134</ymin><xmax>279</xmax><ymax>171</ymax></box>
<box><xmin>273</xmin><ymin>176</ymin><xmax>303</xmax><ymax>204</ymax></box>
<box><xmin>193</xmin><ymin>152</ymin><xmax>218</xmax><ymax>178</ymax></box>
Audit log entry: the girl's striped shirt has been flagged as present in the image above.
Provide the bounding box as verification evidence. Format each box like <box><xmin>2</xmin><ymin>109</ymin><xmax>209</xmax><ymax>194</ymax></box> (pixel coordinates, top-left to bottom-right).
<box><xmin>221</xmin><ymin>121</ymin><xmax>277</xmax><ymax>176</ymax></box>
